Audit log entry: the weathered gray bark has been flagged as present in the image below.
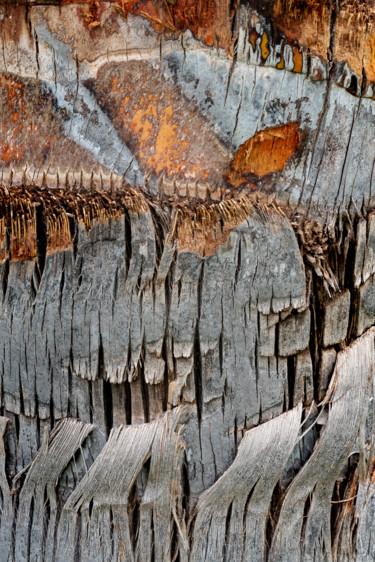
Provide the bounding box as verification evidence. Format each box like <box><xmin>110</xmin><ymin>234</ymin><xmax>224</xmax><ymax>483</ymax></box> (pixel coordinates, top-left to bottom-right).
<box><xmin>0</xmin><ymin>1</ymin><xmax>375</xmax><ymax>560</ymax></box>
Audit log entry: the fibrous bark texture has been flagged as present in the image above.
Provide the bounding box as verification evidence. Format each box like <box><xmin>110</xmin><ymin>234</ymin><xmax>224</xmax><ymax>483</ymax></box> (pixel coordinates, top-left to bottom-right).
<box><xmin>0</xmin><ymin>1</ymin><xmax>375</xmax><ymax>561</ymax></box>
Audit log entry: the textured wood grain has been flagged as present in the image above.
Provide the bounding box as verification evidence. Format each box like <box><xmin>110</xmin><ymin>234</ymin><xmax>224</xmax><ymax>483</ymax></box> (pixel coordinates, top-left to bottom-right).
<box><xmin>0</xmin><ymin>1</ymin><xmax>375</xmax><ymax>560</ymax></box>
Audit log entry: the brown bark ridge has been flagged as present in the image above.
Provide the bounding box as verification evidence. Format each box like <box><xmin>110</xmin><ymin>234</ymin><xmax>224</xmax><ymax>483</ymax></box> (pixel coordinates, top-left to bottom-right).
<box><xmin>0</xmin><ymin>1</ymin><xmax>375</xmax><ymax>560</ymax></box>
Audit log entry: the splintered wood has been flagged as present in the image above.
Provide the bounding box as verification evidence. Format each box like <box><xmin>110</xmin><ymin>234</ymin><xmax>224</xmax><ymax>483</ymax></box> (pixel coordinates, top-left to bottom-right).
<box><xmin>1</xmin><ymin>325</ymin><xmax>373</xmax><ymax>561</ymax></box>
<box><xmin>1</xmin><ymin>0</ymin><xmax>375</xmax><ymax>560</ymax></box>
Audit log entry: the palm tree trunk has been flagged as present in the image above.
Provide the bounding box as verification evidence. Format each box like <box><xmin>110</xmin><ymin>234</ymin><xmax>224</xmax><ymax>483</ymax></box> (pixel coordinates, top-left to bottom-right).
<box><xmin>0</xmin><ymin>1</ymin><xmax>374</xmax><ymax>560</ymax></box>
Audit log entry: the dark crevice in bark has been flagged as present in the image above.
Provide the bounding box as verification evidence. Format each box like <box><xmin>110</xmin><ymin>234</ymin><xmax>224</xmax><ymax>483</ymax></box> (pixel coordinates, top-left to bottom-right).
<box><xmin>287</xmin><ymin>356</ymin><xmax>296</xmax><ymax>409</ymax></box>
<box><xmin>27</xmin><ymin>495</ymin><xmax>35</xmax><ymax>561</ymax></box>
<box><xmin>18</xmin><ymin>371</ymin><xmax>24</xmax><ymax>416</ymax></box>
<box><xmin>139</xmin><ymin>345</ymin><xmax>150</xmax><ymax>423</ymax></box>
<box><xmin>35</xmin><ymin>201</ymin><xmax>47</xmax><ymax>282</ymax></box>
<box><xmin>309</xmin><ymin>273</ymin><xmax>321</xmax><ymax>404</ymax></box>
<box><xmin>128</xmin><ymin>489</ymin><xmax>139</xmax><ymax>558</ymax></box>
<box><xmin>49</xmin><ymin>373</ymin><xmax>55</xmax><ymax>430</ymax></box>
<box><xmin>162</xmin><ymin>251</ymin><xmax>175</xmax><ymax>412</ymax></box>
<box><xmin>150</xmin><ymin>510</ymin><xmax>155</xmax><ymax>562</ymax></box>
<box><xmin>103</xmin><ymin>380</ymin><xmax>113</xmax><ymax>439</ymax></box>
<box><xmin>148</xmin><ymin>203</ymin><xmax>168</xmax><ymax>272</ymax></box>
<box><xmin>1</xmin><ymin>257</ymin><xmax>9</xmax><ymax>300</ymax></box>
<box><xmin>73</xmin><ymin>511</ymin><xmax>81</xmax><ymax>562</ymax></box>
<box><xmin>181</xmin><ymin>452</ymin><xmax>191</xmax><ymax>531</ymax></box>
<box><xmin>300</xmin><ymin>486</ymin><xmax>315</xmax><ymax>547</ymax></box>
<box><xmin>345</xmin><ymin>218</ymin><xmax>361</xmax><ymax>342</ymax></box>
<box><xmin>86</xmin><ymin>379</ymin><xmax>92</xmax><ymax>425</ymax></box>
<box><xmin>109</xmin><ymin>507</ymin><xmax>115</xmax><ymax>558</ymax></box>
<box><xmin>124</xmin><ymin>379</ymin><xmax>132</xmax><ymax>426</ymax></box>
<box><xmin>67</xmin><ymin>351</ymin><xmax>73</xmax><ymax>418</ymax></box>
<box><xmin>161</xmin><ymin>337</ymin><xmax>169</xmax><ymax>412</ymax></box>
<box><xmin>242</xmin><ymin>477</ymin><xmax>259</xmax><ymax>551</ymax></box>
<box><xmin>124</xmin><ymin>209</ymin><xmax>132</xmax><ymax>282</ymax></box>
<box><xmin>222</xmin><ymin>501</ymin><xmax>233</xmax><ymax>562</ymax></box>
<box><xmin>35</xmin><ymin>395</ymin><xmax>40</xmax><ymax>448</ymax></box>
<box><xmin>69</xmin><ymin>215</ymin><xmax>78</xmax><ymax>262</ymax></box>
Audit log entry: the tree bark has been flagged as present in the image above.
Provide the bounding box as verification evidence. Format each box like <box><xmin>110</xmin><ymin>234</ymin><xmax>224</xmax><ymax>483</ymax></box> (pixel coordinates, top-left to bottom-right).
<box><xmin>0</xmin><ymin>1</ymin><xmax>375</xmax><ymax>560</ymax></box>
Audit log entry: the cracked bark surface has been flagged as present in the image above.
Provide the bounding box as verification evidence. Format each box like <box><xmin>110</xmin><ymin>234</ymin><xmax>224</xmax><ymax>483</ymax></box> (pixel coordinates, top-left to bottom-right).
<box><xmin>0</xmin><ymin>1</ymin><xmax>375</xmax><ymax>561</ymax></box>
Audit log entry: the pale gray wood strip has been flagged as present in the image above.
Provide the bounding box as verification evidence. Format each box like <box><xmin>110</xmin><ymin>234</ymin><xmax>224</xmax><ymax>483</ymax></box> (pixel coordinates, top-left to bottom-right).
<box><xmin>270</xmin><ymin>328</ymin><xmax>374</xmax><ymax>562</ymax></box>
<box><xmin>14</xmin><ymin>419</ymin><xmax>94</xmax><ymax>562</ymax></box>
<box><xmin>190</xmin><ymin>404</ymin><xmax>302</xmax><ymax>562</ymax></box>
<box><xmin>0</xmin><ymin>418</ymin><xmax>11</xmax><ymax>562</ymax></box>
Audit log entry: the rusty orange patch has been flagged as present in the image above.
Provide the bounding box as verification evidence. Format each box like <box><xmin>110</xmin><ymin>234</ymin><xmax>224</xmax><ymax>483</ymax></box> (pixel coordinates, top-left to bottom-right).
<box><xmin>120</xmin><ymin>94</ymin><xmax>197</xmax><ymax>178</ymax></box>
<box><xmin>228</xmin><ymin>123</ymin><xmax>300</xmax><ymax>186</ymax></box>
<box><xmin>0</xmin><ymin>142</ymin><xmax>23</xmax><ymax>165</ymax></box>
<box><xmin>89</xmin><ymin>60</ymin><xmax>228</xmax><ymax>185</ymax></box>
<box><xmin>292</xmin><ymin>45</ymin><xmax>304</xmax><ymax>73</ymax></box>
<box><xmin>260</xmin><ymin>32</ymin><xmax>270</xmax><ymax>61</ymax></box>
<box><xmin>364</xmin><ymin>30</ymin><xmax>375</xmax><ymax>83</ymax></box>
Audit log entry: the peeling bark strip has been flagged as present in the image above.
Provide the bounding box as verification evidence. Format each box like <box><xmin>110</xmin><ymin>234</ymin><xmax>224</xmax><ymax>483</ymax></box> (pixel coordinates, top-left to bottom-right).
<box><xmin>56</xmin><ymin>408</ymin><xmax>186</xmax><ymax>562</ymax></box>
<box><xmin>0</xmin><ymin>418</ymin><xmax>11</xmax><ymax>562</ymax></box>
<box><xmin>190</xmin><ymin>404</ymin><xmax>302</xmax><ymax>562</ymax></box>
<box><xmin>14</xmin><ymin>419</ymin><xmax>94</xmax><ymax>562</ymax></box>
<box><xmin>271</xmin><ymin>329</ymin><xmax>375</xmax><ymax>562</ymax></box>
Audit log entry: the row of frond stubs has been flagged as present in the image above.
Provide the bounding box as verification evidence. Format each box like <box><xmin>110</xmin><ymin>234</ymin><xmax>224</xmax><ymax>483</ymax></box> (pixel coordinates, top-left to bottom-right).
<box><xmin>0</xmin><ymin>185</ymin><xmax>148</xmax><ymax>261</ymax></box>
<box><xmin>0</xmin><ymin>186</ymin><xmax>290</xmax><ymax>261</ymax></box>
<box><xmin>171</xmin><ymin>195</ymin><xmax>287</xmax><ymax>256</ymax></box>
<box><xmin>0</xmin><ymin>182</ymin><xmax>354</xmax><ymax>293</ymax></box>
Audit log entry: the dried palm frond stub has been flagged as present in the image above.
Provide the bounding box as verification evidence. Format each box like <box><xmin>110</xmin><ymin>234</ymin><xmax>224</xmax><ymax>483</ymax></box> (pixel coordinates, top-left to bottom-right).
<box><xmin>292</xmin><ymin>217</ymin><xmax>340</xmax><ymax>296</ymax></box>
<box><xmin>0</xmin><ymin>185</ymin><xmax>148</xmax><ymax>260</ymax></box>
<box><xmin>171</xmin><ymin>194</ymin><xmax>286</xmax><ymax>257</ymax></box>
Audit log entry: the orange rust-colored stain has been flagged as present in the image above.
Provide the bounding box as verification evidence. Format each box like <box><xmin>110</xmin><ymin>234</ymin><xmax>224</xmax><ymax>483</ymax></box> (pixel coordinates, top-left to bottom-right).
<box><xmin>260</xmin><ymin>32</ymin><xmax>270</xmax><ymax>61</ymax></box>
<box><xmin>276</xmin><ymin>52</ymin><xmax>285</xmax><ymax>70</ymax></box>
<box><xmin>118</xmin><ymin>89</ymin><xmax>211</xmax><ymax>179</ymax></box>
<box><xmin>228</xmin><ymin>123</ymin><xmax>300</xmax><ymax>186</ymax></box>
<box><xmin>73</xmin><ymin>0</ymin><xmax>236</xmax><ymax>54</ymax></box>
<box><xmin>292</xmin><ymin>45</ymin><xmax>304</xmax><ymax>72</ymax></box>
<box><xmin>147</xmin><ymin>105</ymin><xmax>190</xmax><ymax>176</ymax></box>
<box><xmin>111</xmin><ymin>76</ymin><xmax>119</xmax><ymax>92</ymax></box>
<box><xmin>249</xmin><ymin>29</ymin><xmax>258</xmax><ymax>51</ymax></box>
<box><xmin>0</xmin><ymin>74</ymin><xmax>25</xmax><ymax>114</ymax></box>
<box><xmin>365</xmin><ymin>32</ymin><xmax>375</xmax><ymax>83</ymax></box>
<box><xmin>0</xmin><ymin>142</ymin><xmax>23</xmax><ymax>165</ymax></box>
<box><xmin>177</xmin><ymin>214</ymin><xmax>243</xmax><ymax>257</ymax></box>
